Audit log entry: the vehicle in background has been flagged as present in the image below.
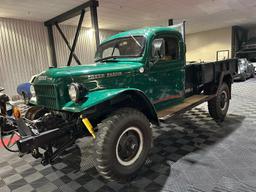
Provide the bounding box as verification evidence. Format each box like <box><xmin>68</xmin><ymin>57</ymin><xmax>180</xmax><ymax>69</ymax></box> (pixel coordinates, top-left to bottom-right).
<box><xmin>250</xmin><ymin>62</ymin><xmax>256</xmax><ymax>72</ymax></box>
<box><xmin>234</xmin><ymin>58</ymin><xmax>255</xmax><ymax>81</ymax></box>
<box><xmin>17</xmin><ymin>75</ymin><xmax>38</xmax><ymax>103</ymax></box>
<box><xmin>248</xmin><ymin>58</ymin><xmax>256</xmax><ymax>73</ymax></box>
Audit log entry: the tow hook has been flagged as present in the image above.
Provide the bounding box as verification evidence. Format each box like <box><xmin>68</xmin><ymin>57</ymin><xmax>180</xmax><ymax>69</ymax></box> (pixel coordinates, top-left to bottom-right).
<box><xmin>80</xmin><ymin>116</ymin><xmax>96</xmax><ymax>139</ymax></box>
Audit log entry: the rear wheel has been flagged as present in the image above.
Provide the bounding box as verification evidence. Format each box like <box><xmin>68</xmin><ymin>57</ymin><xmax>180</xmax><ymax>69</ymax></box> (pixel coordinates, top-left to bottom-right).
<box><xmin>94</xmin><ymin>108</ymin><xmax>152</xmax><ymax>182</ymax></box>
<box><xmin>208</xmin><ymin>83</ymin><xmax>230</xmax><ymax>122</ymax></box>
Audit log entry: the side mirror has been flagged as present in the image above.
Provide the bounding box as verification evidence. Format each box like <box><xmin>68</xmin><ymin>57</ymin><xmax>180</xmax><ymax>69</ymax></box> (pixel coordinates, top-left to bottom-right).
<box><xmin>151</xmin><ymin>38</ymin><xmax>165</xmax><ymax>63</ymax></box>
<box><xmin>0</xmin><ymin>87</ymin><xmax>4</xmax><ymax>92</ymax></box>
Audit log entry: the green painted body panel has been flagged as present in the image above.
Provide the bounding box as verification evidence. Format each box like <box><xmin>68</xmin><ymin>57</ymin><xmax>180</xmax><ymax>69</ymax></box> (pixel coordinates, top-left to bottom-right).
<box><xmin>62</xmin><ymin>88</ymin><xmax>141</xmax><ymax>112</ymax></box>
<box><xmin>43</xmin><ymin>62</ymin><xmax>143</xmax><ymax>78</ymax></box>
<box><xmin>31</xmin><ymin>26</ymin><xmax>186</xmax><ymax>113</ymax></box>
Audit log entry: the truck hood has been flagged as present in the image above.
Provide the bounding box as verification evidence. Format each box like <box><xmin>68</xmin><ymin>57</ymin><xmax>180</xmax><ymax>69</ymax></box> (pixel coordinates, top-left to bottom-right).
<box><xmin>43</xmin><ymin>62</ymin><xmax>143</xmax><ymax>78</ymax></box>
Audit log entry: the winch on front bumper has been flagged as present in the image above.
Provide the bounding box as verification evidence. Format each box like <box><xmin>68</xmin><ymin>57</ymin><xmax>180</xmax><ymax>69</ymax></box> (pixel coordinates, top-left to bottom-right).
<box><xmin>14</xmin><ymin>113</ymin><xmax>80</xmax><ymax>165</ymax></box>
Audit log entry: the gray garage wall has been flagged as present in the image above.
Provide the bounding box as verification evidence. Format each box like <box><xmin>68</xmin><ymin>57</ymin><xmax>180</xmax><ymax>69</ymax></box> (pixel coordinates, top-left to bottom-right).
<box><xmin>0</xmin><ymin>18</ymin><xmax>118</xmax><ymax>96</ymax></box>
<box><xmin>53</xmin><ymin>25</ymin><xmax>117</xmax><ymax>67</ymax></box>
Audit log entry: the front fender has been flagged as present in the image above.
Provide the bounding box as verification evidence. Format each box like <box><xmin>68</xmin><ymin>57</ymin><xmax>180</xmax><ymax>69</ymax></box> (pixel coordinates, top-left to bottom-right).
<box><xmin>62</xmin><ymin>88</ymin><xmax>140</xmax><ymax>113</ymax></box>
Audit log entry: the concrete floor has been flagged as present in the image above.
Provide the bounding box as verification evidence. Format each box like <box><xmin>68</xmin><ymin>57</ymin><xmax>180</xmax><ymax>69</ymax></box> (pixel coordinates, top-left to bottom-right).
<box><xmin>0</xmin><ymin>78</ymin><xmax>256</xmax><ymax>192</ymax></box>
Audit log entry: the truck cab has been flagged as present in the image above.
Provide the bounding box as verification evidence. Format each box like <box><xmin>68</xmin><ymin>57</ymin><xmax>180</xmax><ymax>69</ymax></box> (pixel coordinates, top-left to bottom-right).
<box><xmin>95</xmin><ymin>27</ymin><xmax>186</xmax><ymax>109</ymax></box>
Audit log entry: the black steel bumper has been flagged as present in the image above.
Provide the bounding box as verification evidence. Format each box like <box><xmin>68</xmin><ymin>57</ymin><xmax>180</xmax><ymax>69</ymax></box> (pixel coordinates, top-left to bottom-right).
<box><xmin>17</xmin><ymin>128</ymin><xmax>60</xmax><ymax>153</ymax></box>
<box><xmin>15</xmin><ymin>118</ymin><xmax>77</xmax><ymax>157</ymax></box>
<box><xmin>13</xmin><ymin>117</ymin><xmax>79</xmax><ymax>165</ymax></box>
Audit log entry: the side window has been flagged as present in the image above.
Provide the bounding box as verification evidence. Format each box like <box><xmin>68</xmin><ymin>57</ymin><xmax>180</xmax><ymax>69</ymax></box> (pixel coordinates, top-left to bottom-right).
<box><xmin>164</xmin><ymin>37</ymin><xmax>179</xmax><ymax>61</ymax></box>
<box><xmin>152</xmin><ymin>37</ymin><xmax>179</xmax><ymax>62</ymax></box>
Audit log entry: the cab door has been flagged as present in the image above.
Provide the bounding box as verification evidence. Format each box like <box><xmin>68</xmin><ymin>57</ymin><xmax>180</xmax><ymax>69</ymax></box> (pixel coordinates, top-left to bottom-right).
<box><xmin>147</xmin><ymin>34</ymin><xmax>185</xmax><ymax>110</ymax></box>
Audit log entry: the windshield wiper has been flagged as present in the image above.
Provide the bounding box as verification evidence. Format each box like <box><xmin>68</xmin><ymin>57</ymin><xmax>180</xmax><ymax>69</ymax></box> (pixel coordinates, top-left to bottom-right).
<box><xmin>129</xmin><ymin>33</ymin><xmax>143</xmax><ymax>48</ymax></box>
<box><xmin>95</xmin><ymin>56</ymin><xmax>119</xmax><ymax>62</ymax></box>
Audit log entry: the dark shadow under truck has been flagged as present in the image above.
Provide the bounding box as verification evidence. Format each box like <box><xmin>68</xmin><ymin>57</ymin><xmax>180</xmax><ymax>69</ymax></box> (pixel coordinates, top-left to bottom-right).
<box><xmin>0</xmin><ymin>26</ymin><xmax>237</xmax><ymax>182</ymax></box>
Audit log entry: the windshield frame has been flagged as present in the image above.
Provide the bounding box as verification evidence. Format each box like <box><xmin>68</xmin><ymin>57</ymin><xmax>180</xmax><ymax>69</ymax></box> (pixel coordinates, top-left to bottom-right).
<box><xmin>95</xmin><ymin>35</ymin><xmax>146</xmax><ymax>62</ymax></box>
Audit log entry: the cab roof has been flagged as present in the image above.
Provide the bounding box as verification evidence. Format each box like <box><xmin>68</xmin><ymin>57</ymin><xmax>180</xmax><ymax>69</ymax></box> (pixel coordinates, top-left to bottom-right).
<box><xmin>102</xmin><ymin>26</ymin><xmax>182</xmax><ymax>44</ymax></box>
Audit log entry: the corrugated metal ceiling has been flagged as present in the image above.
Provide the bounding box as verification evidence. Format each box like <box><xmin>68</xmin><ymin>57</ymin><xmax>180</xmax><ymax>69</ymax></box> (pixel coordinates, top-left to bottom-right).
<box><xmin>0</xmin><ymin>0</ymin><xmax>256</xmax><ymax>33</ymax></box>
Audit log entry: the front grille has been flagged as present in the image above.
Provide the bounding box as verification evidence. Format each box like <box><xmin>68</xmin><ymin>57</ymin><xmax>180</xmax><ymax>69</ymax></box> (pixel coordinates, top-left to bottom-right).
<box><xmin>35</xmin><ymin>85</ymin><xmax>55</xmax><ymax>97</ymax></box>
<box><xmin>34</xmin><ymin>84</ymin><xmax>59</xmax><ymax>109</ymax></box>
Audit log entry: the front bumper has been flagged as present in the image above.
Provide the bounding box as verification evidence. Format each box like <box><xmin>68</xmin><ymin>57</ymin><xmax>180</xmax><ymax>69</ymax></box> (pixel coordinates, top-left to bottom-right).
<box><xmin>17</xmin><ymin>128</ymin><xmax>60</xmax><ymax>153</ymax></box>
<box><xmin>14</xmin><ymin>117</ymin><xmax>79</xmax><ymax>165</ymax></box>
<box><xmin>234</xmin><ymin>74</ymin><xmax>242</xmax><ymax>80</ymax></box>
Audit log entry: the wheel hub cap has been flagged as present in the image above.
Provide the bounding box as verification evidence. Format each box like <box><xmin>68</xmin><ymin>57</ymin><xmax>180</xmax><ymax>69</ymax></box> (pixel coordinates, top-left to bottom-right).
<box><xmin>116</xmin><ymin>127</ymin><xmax>143</xmax><ymax>166</ymax></box>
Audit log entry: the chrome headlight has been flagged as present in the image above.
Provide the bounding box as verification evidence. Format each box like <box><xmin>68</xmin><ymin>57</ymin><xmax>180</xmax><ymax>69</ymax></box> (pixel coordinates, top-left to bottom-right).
<box><xmin>68</xmin><ymin>83</ymin><xmax>78</xmax><ymax>102</ymax></box>
<box><xmin>30</xmin><ymin>85</ymin><xmax>35</xmax><ymax>97</ymax></box>
<box><xmin>68</xmin><ymin>83</ymin><xmax>87</xmax><ymax>102</ymax></box>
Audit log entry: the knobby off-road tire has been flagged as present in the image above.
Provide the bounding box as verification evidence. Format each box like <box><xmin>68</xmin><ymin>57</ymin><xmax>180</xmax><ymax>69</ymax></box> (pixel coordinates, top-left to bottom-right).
<box><xmin>208</xmin><ymin>82</ymin><xmax>230</xmax><ymax>122</ymax></box>
<box><xmin>94</xmin><ymin>108</ymin><xmax>152</xmax><ymax>182</ymax></box>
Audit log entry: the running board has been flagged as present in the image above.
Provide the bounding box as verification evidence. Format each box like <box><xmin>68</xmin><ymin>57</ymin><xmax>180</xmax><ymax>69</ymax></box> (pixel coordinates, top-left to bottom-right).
<box><xmin>157</xmin><ymin>94</ymin><xmax>215</xmax><ymax>122</ymax></box>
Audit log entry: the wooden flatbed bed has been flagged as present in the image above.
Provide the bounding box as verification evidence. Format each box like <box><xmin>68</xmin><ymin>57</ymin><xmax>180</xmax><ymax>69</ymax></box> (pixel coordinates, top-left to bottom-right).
<box><xmin>156</xmin><ymin>59</ymin><xmax>238</xmax><ymax>123</ymax></box>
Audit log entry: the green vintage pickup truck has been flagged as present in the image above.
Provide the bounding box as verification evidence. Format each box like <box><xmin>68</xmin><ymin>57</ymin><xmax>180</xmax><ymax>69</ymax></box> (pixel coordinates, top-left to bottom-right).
<box><xmin>4</xmin><ymin>26</ymin><xmax>237</xmax><ymax>182</ymax></box>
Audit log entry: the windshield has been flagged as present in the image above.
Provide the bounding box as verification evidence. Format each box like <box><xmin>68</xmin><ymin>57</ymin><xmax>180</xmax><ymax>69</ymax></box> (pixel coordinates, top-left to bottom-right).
<box><xmin>95</xmin><ymin>36</ymin><xmax>145</xmax><ymax>61</ymax></box>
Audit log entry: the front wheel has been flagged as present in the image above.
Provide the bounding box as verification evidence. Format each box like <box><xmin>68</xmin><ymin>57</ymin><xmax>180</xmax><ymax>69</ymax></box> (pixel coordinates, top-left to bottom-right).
<box><xmin>208</xmin><ymin>83</ymin><xmax>230</xmax><ymax>122</ymax></box>
<box><xmin>94</xmin><ymin>108</ymin><xmax>152</xmax><ymax>182</ymax></box>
